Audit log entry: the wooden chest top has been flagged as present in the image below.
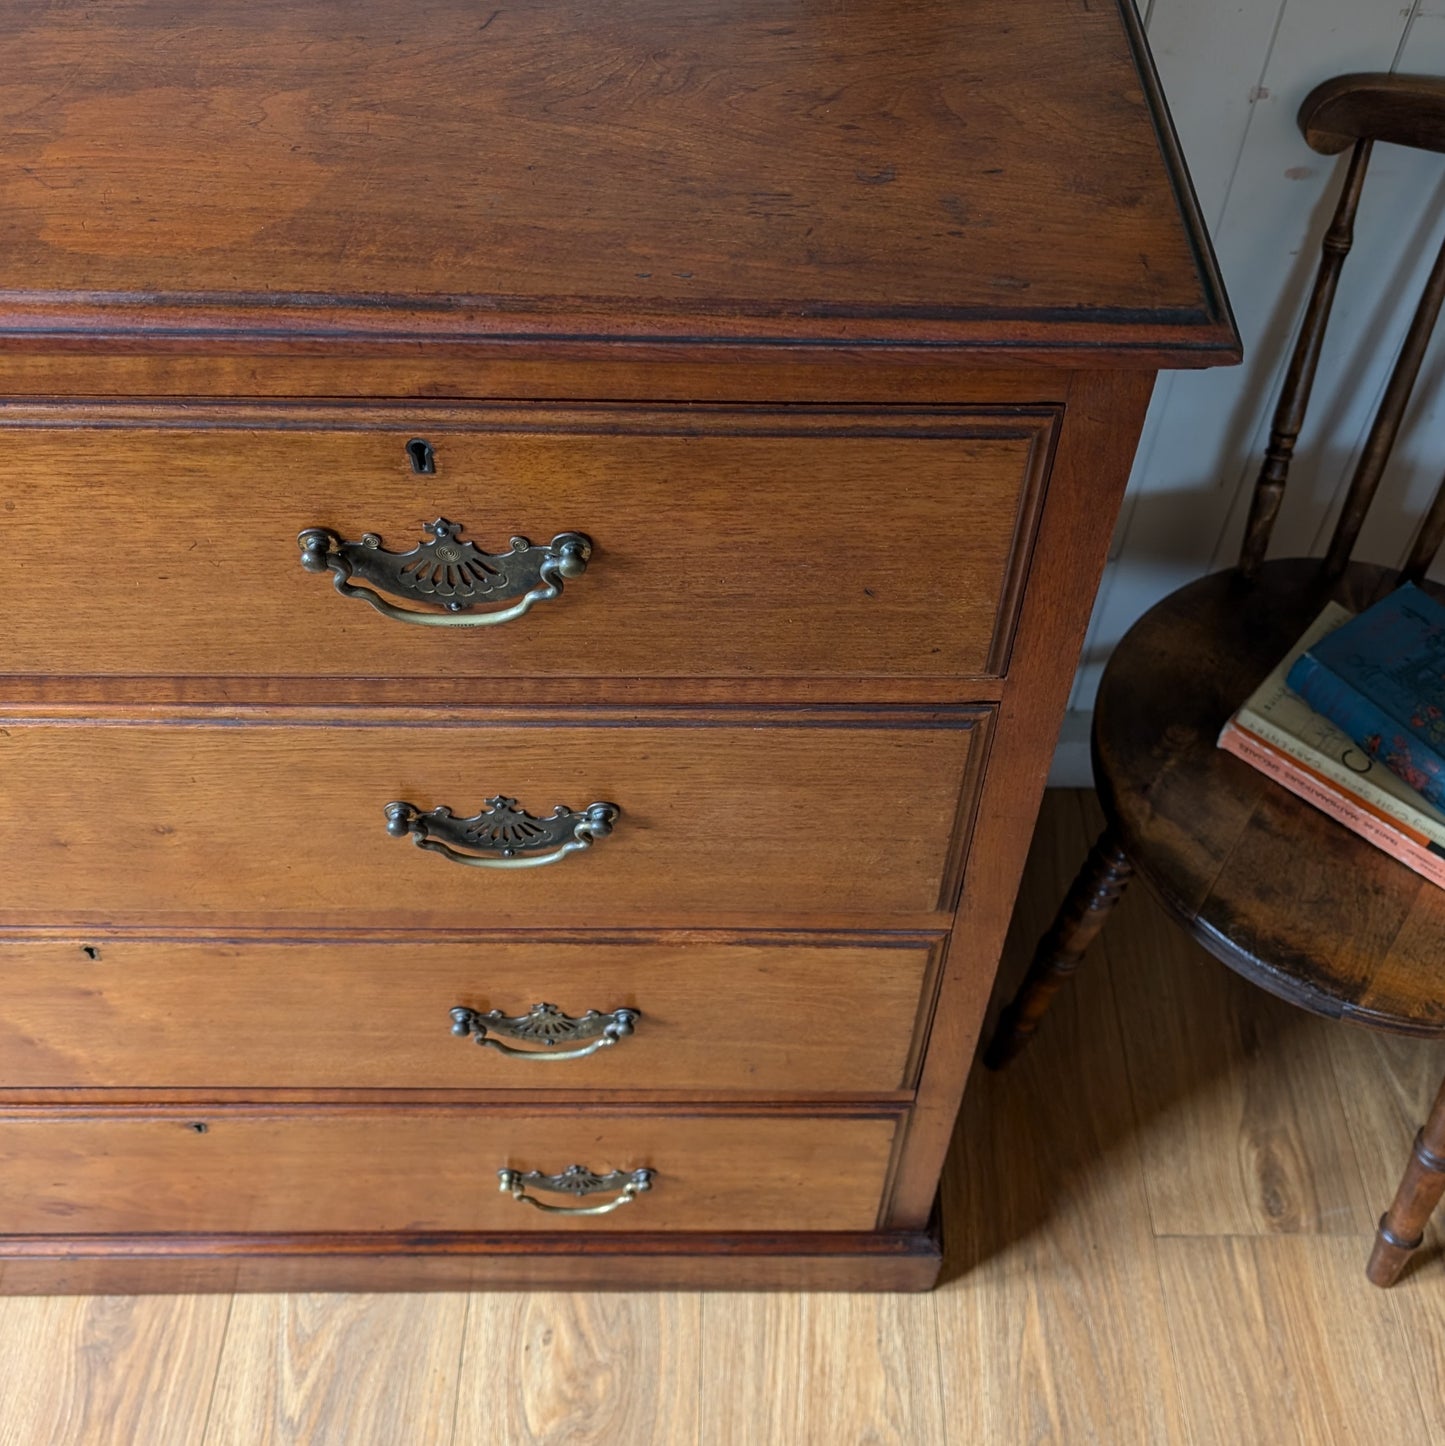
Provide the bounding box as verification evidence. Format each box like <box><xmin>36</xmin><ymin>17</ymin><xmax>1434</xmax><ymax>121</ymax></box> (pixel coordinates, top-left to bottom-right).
<box><xmin>0</xmin><ymin>0</ymin><xmax>1234</xmax><ymax>359</ymax></box>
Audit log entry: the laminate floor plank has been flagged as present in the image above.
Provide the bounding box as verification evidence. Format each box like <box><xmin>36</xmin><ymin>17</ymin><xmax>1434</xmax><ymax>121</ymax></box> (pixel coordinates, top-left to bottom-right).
<box><xmin>455</xmin><ymin>1292</ymin><xmax>701</xmax><ymax>1446</ymax></box>
<box><xmin>1387</xmin><ymin>1260</ymin><xmax>1445</xmax><ymax>1440</ymax></box>
<box><xmin>1329</xmin><ymin>1034</ymin><xmax>1445</xmax><ymax>1437</ymax></box>
<box><xmin>202</xmin><ymin>1293</ymin><xmax>466</xmax><ymax>1446</ymax></box>
<box><xmin>935</xmin><ymin>791</ymin><xmax>1186</xmax><ymax>1445</ymax></box>
<box><xmin>1326</xmin><ymin>1024</ymin><xmax>1445</xmax><ymax>1253</ymax></box>
<box><xmin>0</xmin><ymin>1294</ymin><xmax>231</xmax><ymax>1446</ymax></box>
<box><xmin>697</xmin><ymin>1292</ymin><xmax>947</xmax><ymax>1445</ymax></box>
<box><xmin>1157</xmin><ymin>1236</ymin><xmax>1430</xmax><ymax>1446</ymax></box>
<box><xmin>1099</xmin><ymin>797</ymin><xmax>1375</xmax><ymax>1238</ymax></box>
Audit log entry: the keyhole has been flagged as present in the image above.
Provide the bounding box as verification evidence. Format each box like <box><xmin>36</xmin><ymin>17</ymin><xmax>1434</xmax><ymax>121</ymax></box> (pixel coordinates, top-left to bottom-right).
<box><xmin>406</xmin><ymin>438</ymin><xmax>436</xmax><ymax>475</ymax></box>
<box><xmin>80</xmin><ymin>945</ymin><xmax>101</xmax><ymax>961</ymax></box>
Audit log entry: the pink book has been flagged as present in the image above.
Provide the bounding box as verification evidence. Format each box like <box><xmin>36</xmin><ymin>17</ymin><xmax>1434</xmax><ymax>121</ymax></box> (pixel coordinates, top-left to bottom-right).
<box><xmin>1220</xmin><ymin>720</ymin><xmax>1445</xmax><ymax>889</ymax></box>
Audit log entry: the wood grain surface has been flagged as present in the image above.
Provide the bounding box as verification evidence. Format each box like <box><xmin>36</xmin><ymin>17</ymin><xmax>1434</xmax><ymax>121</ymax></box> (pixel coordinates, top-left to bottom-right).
<box><xmin>0</xmin><ymin>711</ymin><xmax>985</xmax><ymax>931</ymax></box>
<box><xmin>0</xmin><ymin>405</ymin><xmax>1052</xmax><ymax>684</ymax></box>
<box><xmin>203</xmin><ymin>1294</ymin><xmax>468</xmax><ymax>1446</ymax></box>
<box><xmin>0</xmin><ymin>1107</ymin><xmax>899</xmax><ymax>1235</ymax></box>
<box><xmin>1155</xmin><ymin>1236</ymin><xmax>1430</xmax><ymax>1446</ymax></box>
<box><xmin>0</xmin><ymin>1230</ymin><xmax>942</xmax><ymax>1296</ymax></box>
<box><xmin>1093</xmin><ymin>558</ymin><xmax>1445</xmax><ymax>1033</ymax></box>
<box><xmin>0</xmin><ymin>0</ymin><xmax>1233</xmax><ymax>355</ymax></box>
<box><xmin>886</xmin><ymin>368</ymin><xmax>1157</xmax><ymax>1225</ymax></box>
<box><xmin>455</xmin><ymin>1293</ymin><xmax>702</xmax><ymax>1445</ymax></box>
<box><xmin>0</xmin><ymin>0</ymin><xmax>1242</xmax><ymax>1316</ymax></box>
<box><xmin>0</xmin><ymin>794</ymin><xmax>1441</xmax><ymax>1442</ymax></box>
<box><xmin>699</xmin><ymin>1291</ymin><xmax>948</xmax><ymax>1442</ymax></box>
<box><xmin>0</xmin><ymin>354</ymin><xmax>1068</xmax><ymax>404</ymax></box>
<box><xmin>0</xmin><ymin>936</ymin><xmax>938</xmax><ymax>1096</ymax></box>
<box><xmin>0</xmin><ymin>1294</ymin><xmax>231</xmax><ymax>1446</ymax></box>
<box><xmin>1106</xmin><ymin>867</ymin><xmax>1376</xmax><ymax>1238</ymax></box>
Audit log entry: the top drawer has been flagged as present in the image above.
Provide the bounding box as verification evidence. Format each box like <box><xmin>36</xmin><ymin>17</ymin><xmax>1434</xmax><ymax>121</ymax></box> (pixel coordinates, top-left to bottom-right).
<box><xmin>0</xmin><ymin>403</ymin><xmax>1054</xmax><ymax>685</ymax></box>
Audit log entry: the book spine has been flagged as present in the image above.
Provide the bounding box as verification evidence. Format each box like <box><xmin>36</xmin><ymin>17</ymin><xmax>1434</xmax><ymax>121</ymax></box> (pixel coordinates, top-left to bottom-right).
<box><xmin>1285</xmin><ymin>652</ymin><xmax>1445</xmax><ymax>808</ymax></box>
<box><xmin>1234</xmin><ymin>715</ymin><xmax>1445</xmax><ymax>853</ymax></box>
<box><xmin>1220</xmin><ymin>723</ymin><xmax>1445</xmax><ymax>888</ymax></box>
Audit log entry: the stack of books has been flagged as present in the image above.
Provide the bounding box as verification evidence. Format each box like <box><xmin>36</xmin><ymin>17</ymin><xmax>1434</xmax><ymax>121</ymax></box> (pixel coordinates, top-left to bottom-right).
<box><xmin>1218</xmin><ymin>584</ymin><xmax>1445</xmax><ymax>888</ymax></box>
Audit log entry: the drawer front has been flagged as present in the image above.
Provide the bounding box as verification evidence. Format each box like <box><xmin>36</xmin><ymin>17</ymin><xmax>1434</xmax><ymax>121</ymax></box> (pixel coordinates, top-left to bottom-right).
<box><xmin>0</xmin><ymin>937</ymin><xmax>937</xmax><ymax>1094</ymax></box>
<box><xmin>0</xmin><ymin>404</ymin><xmax>1053</xmax><ymax>682</ymax></box>
<box><xmin>0</xmin><ymin>1109</ymin><xmax>899</xmax><ymax>1234</ymax></box>
<box><xmin>0</xmin><ymin>713</ymin><xmax>984</xmax><ymax>929</ymax></box>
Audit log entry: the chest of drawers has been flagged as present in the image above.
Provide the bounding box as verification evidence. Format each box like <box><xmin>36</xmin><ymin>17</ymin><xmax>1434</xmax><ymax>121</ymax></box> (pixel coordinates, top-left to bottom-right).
<box><xmin>0</xmin><ymin>0</ymin><xmax>1236</xmax><ymax>1292</ymax></box>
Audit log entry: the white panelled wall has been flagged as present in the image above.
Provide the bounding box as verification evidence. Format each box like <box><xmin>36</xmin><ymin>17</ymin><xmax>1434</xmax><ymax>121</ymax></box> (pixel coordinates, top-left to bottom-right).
<box><xmin>1051</xmin><ymin>0</ymin><xmax>1445</xmax><ymax>784</ymax></box>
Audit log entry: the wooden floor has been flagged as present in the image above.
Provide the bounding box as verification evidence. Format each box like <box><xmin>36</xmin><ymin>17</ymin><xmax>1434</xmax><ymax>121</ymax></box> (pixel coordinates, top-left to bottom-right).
<box><xmin>2</xmin><ymin>790</ymin><xmax>1443</xmax><ymax>1445</ymax></box>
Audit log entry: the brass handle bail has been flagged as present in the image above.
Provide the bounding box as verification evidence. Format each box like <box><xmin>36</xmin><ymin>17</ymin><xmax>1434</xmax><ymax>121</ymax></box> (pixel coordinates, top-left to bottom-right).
<box><xmin>385</xmin><ymin>796</ymin><xmax>619</xmax><ymax>870</ymax></box>
<box><xmin>497</xmin><ymin>1165</ymin><xmax>654</xmax><ymax>1216</ymax></box>
<box><xmin>299</xmin><ymin>517</ymin><xmax>590</xmax><ymax>627</ymax></box>
<box><xmin>451</xmin><ymin>1003</ymin><xmax>640</xmax><ymax>1061</ymax></box>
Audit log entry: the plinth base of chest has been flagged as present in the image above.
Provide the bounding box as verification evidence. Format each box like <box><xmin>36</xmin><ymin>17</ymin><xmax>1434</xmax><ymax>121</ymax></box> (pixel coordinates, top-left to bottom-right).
<box><xmin>0</xmin><ymin>1226</ymin><xmax>944</xmax><ymax>1295</ymax></box>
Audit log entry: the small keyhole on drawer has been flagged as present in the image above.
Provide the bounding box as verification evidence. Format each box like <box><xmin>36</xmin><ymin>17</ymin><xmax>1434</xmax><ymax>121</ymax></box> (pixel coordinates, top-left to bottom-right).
<box><xmin>188</xmin><ymin>1122</ymin><xmax>209</xmax><ymax>1134</ymax></box>
<box><xmin>80</xmin><ymin>945</ymin><xmax>101</xmax><ymax>961</ymax></box>
<box><xmin>406</xmin><ymin>438</ymin><xmax>436</xmax><ymax>474</ymax></box>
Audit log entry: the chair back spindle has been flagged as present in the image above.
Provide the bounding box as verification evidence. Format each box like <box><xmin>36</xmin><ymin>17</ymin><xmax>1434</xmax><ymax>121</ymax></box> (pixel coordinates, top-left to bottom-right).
<box><xmin>1323</xmin><ymin>226</ymin><xmax>1445</xmax><ymax>577</ymax></box>
<box><xmin>1238</xmin><ymin>74</ymin><xmax>1445</xmax><ymax>580</ymax></box>
<box><xmin>1238</xmin><ymin>140</ymin><xmax>1371</xmax><ymax>577</ymax></box>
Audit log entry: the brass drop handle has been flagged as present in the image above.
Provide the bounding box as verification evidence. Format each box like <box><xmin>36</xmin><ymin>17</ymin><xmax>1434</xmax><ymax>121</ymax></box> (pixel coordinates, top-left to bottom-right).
<box><xmin>385</xmin><ymin>796</ymin><xmax>619</xmax><ymax>869</ymax></box>
<box><xmin>298</xmin><ymin>517</ymin><xmax>590</xmax><ymax>627</ymax></box>
<box><xmin>498</xmin><ymin>1165</ymin><xmax>655</xmax><ymax>1217</ymax></box>
<box><xmin>451</xmin><ymin>1003</ymin><xmax>640</xmax><ymax>1061</ymax></box>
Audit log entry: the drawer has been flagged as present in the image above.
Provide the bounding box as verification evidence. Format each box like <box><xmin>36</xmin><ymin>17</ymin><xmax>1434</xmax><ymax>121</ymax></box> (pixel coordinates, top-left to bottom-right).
<box><xmin>0</xmin><ymin>404</ymin><xmax>1054</xmax><ymax>683</ymax></box>
<box><xmin>0</xmin><ymin>1108</ymin><xmax>900</xmax><ymax>1234</ymax></box>
<box><xmin>0</xmin><ymin>937</ymin><xmax>939</xmax><ymax>1094</ymax></box>
<box><xmin>0</xmin><ymin>711</ymin><xmax>985</xmax><ymax>930</ymax></box>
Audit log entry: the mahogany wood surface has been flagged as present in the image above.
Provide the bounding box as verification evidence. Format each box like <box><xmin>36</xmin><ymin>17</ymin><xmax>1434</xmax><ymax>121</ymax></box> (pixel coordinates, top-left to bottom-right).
<box><xmin>0</xmin><ymin>0</ymin><xmax>1233</xmax><ymax>359</ymax></box>
<box><xmin>0</xmin><ymin>936</ymin><xmax>939</xmax><ymax>1096</ymax></box>
<box><xmin>0</xmin><ymin>1106</ymin><xmax>899</xmax><ymax>1234</ymax></box>
<box><xmin>887</xmin><ymin>368</ymin><xmax>1159</xmax><ymax>1226</ymax></box>
<box><xmin>0</xmin><ymin>711</ymin><xmax>985</xmax><ymax>931</ymax></box>
<box><xmin>0</xmin><ymin>1227</ymin><xmax>943</xmax><ymax>1295</ymax></box>
<box><xmin>0</xmin><ymin>404</ymin><xmax>1053</xmax><ymax>685</ymax></box>
<box><xmin>0</xmin><ymin>355</ymin><xmax>1066</xmax><ymax>403</ymax></box>
<box><xmin>0</xmin><ymin>0</ymin><xmax>1237</xmax><ymax>1288</ymax></box>
<box><xmin>1093</xmin><ymin>559</ymin><xmax>1445</xmax><ymax>1036</ymax></box>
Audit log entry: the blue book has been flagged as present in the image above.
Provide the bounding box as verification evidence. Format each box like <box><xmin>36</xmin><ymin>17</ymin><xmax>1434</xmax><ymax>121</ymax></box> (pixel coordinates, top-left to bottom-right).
<box><xmin>1286</xmin><ymin>583</ymin><xmax>1445</xmax><ymax>808</ymax></box>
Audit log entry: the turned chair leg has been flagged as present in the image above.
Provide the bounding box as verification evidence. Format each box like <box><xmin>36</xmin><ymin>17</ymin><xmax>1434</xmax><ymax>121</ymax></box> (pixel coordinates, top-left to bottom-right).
<box><xmin>1367</xmin><ymin>1069</ymin><xmax>1445</xmax><ymax>1287</ymax></box>
<box><xmin>984</xmin><ymin>826</ymin><xmax>1134</xmax><ymax>1070</ymax></box>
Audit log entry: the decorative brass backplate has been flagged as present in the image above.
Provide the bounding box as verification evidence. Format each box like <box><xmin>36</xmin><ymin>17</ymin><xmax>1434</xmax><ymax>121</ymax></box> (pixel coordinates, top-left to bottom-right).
<box><xmin>385</xmin><ymin>796</ymin><xmax>619</xmax><ymax>869</ymax></box>
<box><xmin>297</xmin><ymin>517</ymin><xmax>590</xmax><ymax>627</ymax></box>
<box><xmin>498</xmin><ymin>1165</ymin><xmax>655</xmax><ymax>1216</ymax></box>
<box><xmin>451</xmin><ymin>1002</ymin><xmax>640</xmax><ymax>1061</ymax></box>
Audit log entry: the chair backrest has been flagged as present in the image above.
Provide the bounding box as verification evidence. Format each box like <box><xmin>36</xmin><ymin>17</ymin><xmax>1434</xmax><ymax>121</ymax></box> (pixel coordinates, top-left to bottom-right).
<box><xmin>1239</xmin><ymin>74</ymin><xmax>1445</xmax><ymax>581</ymax></box>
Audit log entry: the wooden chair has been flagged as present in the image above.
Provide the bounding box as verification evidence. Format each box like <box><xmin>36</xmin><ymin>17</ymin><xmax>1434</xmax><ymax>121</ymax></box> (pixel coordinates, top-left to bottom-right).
<box><xmin>985</xmin><ymin>73</ymin><xmax>1445</xmax><ymax>1288</ymax></box>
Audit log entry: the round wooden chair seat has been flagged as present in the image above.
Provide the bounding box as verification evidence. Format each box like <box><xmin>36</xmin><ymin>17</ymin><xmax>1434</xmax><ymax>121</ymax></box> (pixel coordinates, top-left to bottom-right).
<box><xmin>1093</xmin><ymin>556</ymin><xmax>1445</xmax><ymax>1037</ymax></box>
